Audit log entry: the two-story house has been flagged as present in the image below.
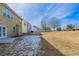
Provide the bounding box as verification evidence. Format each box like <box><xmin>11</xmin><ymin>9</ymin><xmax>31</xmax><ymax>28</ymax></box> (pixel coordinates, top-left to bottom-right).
<box><xmin>0</xmin><ymin>3</ymin><xmax>22</xmax><ymax>38</ymax></box>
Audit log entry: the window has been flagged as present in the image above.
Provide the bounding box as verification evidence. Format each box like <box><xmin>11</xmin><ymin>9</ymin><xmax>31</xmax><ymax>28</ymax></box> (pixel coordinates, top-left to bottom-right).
<box><xmin>3</xmin><ymin>27</ymin><xmax>6</xmax><ymax>36</ymax></box>
<box><xmin>13</xmin><ymin>26</ymin><xmax>16</xmax><ymax>32</ymax></box>
<box><xmin>0</xmin><ymin>27</ymin><xmax>1</xmax><ymax>37</ymax></box>
<box><xmin>2</xmin><ymin>8</ymin><xmax>13</xmax><ymax>20</ymax></box>
<box><xmin>3</xmin><ymin>12</ymin><xmax>7</xmax><ymax>17</ymax></box>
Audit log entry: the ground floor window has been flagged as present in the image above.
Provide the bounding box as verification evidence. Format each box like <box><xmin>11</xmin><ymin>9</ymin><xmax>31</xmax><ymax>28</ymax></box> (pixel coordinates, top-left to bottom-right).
<box><xmin>0</xmin><ymin>25</ymin><xmax>7</xmax><ymax>38</ymax></box>
<box><xmin>13</xmin><ymin>26</ymin><xmax>16</xmax><ymax>32</ymax></box>
<box><xmin>3</xmin><ymin>27</ymin><xmax>6</xmax><ymax>36</ymax></box>
<box><xmin>0</xmin><ymin>27</ymin><xmax>1</xmax><ymax>37</ymax></box>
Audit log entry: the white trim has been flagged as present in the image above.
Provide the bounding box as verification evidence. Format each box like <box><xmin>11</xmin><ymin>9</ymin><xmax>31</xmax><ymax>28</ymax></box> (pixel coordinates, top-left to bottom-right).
<box><xmin>0</xmin><ymin>25</ymin><xmax>7</xmax><ymax>39</ymax></box>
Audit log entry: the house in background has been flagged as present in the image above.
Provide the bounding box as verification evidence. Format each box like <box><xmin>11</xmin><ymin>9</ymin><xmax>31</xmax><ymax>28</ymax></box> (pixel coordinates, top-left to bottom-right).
<box><xmin>32</xmin><ymin>26</ymin><xmax>40</xmax><ymax>32</ymax></box>
<box><xmin>22</xmin><ymin>20</ymin><xmax>32</xmax><ymax>34</ymax></box>
<box><xmin>26</xmin><ymin>22</ymin><xmax>32</xmax><ymax>33</ymax></box>
<box><xmin>0</xmin><ymin>3</ymin><xmax>23</xmax><ymax>38</ymax></box>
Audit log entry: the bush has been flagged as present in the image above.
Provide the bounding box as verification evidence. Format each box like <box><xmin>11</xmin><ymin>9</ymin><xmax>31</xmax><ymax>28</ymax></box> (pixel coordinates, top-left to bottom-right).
<box><xmin>67</xmin><ymin>28</ymin><xmax>73</xmax><ymax>31</ymax></box>
<box><xmin>66</xmin><ymin>24</ymin><xmax>75</xmax><ymax>31</ymax></box>
<box><xmin>57</xmin><ymin>27</ymin><xmax>61</xmax><ymax>31</ymax></box>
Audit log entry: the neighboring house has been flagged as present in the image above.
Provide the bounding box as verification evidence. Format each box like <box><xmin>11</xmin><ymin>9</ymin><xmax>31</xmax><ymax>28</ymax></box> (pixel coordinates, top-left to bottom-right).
<box><xmin>22</xmin><ymin>20</ymin><xmax>32</xmax><ymax>34</ymax></box>
<box><xmin>32</xmin><ymin>26</ymin><xmax>40</xmax><ymax>32</ymax></box>
<box><xmin>0</xmin><ymin>3</ymin><xmax>23</xmax><ymax>38</ymax></box>
<box><xmin>26</xmin><ymin>22</ymin><xmax>32</xmax><ymax>33</ymax></box>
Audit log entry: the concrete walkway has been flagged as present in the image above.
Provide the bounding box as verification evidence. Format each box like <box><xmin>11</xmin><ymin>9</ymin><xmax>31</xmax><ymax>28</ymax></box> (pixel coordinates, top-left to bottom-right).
<box><xmin>0</xmin><ymin>37</ymin><xmax>16</xmax><ymax>43</ymax></box>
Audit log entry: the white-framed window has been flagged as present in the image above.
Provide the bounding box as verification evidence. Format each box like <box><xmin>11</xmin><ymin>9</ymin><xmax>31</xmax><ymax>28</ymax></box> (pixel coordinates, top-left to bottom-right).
<box><xmin>2</xmin><ymin>8</ymin><xmax>13</xmax><ymax>20</ymax></box>
<box><xmin>0</xmin><ymin>25</ymin><xmax>7</xmax><ymax>38</ymax></box>
<box><xmin>0</xmin><ymin>26</ymin><xmax>1</xmax><ymax>37</ymax></box>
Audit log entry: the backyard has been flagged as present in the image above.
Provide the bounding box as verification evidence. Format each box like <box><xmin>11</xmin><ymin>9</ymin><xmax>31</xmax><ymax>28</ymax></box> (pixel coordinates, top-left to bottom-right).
<box><xmin>0</xmin><ymin>31</ymin><xmax>79</xmax><ymax>56</ymax></box>
<box><xmin>41</xmin><ymin>31</ymin><xmax>79</xmax><ymax>56</ymax></box>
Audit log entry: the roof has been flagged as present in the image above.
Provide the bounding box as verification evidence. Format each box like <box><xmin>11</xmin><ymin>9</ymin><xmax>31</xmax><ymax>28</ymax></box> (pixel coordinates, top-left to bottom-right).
<box><xmin>1</xmin><ymin>3</ymin><xmax>23</xmax><ymax>21</ymax></box>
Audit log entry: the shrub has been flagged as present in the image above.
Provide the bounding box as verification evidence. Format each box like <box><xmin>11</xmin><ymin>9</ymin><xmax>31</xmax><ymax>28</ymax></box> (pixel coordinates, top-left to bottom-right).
<box><xmin>66</xmin><ymin>24</ymin><xmax>75</xmax><ymax>31</ymax></box>
<box><xmin>57</xmin><ymin>27</ymin><xmax>62</xmax><ymax>31</ymax></box>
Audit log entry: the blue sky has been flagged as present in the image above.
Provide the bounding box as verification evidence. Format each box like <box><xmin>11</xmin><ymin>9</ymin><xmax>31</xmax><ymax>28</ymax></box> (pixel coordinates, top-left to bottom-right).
<box><xmin>8</xmin><ymin>3</ymin><xmax>79</xmax><ymax>28</ymax></box>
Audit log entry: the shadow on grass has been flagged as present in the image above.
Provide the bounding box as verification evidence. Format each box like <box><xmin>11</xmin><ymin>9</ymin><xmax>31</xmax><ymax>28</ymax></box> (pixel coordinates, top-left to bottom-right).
<box><xmin>40</xmin><ymin>37</ymin><xmax>64</xmax><ymax>56</ymax></box>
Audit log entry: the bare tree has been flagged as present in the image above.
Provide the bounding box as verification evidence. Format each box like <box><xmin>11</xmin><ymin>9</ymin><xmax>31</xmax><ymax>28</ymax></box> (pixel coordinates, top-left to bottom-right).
<box><xmin>41</xmin><ymin>19</ymin><xmax>47</xmax><ymax>32</ymax></box>
<box><xmin>49</xmin><ymin>17</ymin><xmax>60</xmax><ymax>31</ymax></box>
<box><xmin>41</xmin><ymin>16</ymin><xmax>50</xmax><ymax>32</ymax></box>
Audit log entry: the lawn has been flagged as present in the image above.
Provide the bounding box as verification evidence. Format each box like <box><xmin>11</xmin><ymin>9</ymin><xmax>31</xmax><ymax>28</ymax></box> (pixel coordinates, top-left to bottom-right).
<box><xmin>41</xmin><ymin>31</ymin><xmax>79</xmax><ymax>56</ymax></box>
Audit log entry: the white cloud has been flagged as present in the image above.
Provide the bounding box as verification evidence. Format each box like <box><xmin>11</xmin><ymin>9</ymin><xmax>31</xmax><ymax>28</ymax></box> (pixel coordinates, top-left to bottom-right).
<box><xmin>7</xmin><ymin>3</ymin><xmax>78</xmax><ymax>28</ymax></box>
<box><xmin>44</xmin><ymin>4</ymin><xmax>75</xmax><ymax>19</ymax></box>
<box><xmin>8</xmin><ymin>3</ymin><xmax>32</xmax><ymax>18</ymax></box>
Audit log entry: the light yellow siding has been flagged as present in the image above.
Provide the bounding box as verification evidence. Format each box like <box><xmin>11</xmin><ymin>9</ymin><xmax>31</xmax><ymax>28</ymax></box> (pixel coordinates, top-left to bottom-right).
<box><xmin>0</xmin><ymin>4</ymin><xmax>22</xmax><ymax>37</ymax></box>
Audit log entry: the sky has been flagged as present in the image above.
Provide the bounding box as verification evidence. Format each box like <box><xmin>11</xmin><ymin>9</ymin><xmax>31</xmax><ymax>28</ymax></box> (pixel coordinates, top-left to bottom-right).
<box><xmin>8</xmin><ymin>3</ymin><xmax>79</xmax><ymax>28</ymax></box>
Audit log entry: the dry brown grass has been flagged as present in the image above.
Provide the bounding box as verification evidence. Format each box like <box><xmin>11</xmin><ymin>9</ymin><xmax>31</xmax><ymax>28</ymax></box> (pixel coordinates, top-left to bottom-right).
<box><xmin>41</xmin><ymin>31</ymin><xmax>79</xmax><ymax>56</ymax></box>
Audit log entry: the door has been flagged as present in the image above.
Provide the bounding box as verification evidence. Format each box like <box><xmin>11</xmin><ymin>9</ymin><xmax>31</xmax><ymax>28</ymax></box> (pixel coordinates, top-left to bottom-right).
<box><xmin>16</xmin><ymin>24</ymin><xmax>19</xmax><ymax>36</ymax></box>
<box><xmin>0</xmin><ymin>25</ymin><xmax>7</xmax><ymax>38</ymax></box>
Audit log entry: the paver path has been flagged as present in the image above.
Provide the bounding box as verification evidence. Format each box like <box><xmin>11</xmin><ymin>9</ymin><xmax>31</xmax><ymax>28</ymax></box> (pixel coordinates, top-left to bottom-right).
<box><xmin>0</xmin><ymin>35</ymin><xmax>63</xmax><ymax>56</ymax></box>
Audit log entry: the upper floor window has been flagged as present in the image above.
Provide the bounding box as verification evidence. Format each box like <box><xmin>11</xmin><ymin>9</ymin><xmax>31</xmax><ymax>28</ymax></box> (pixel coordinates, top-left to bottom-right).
<box><xmin>2</xmin><ymin>8</ymin><xmax>13</xmax><ymax>20</ymax></box>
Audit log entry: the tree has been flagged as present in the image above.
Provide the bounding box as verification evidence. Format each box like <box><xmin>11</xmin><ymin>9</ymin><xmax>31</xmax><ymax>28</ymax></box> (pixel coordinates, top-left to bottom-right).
<box><xmin>41</xmin><ymin>16</ymin><xmax>49</xmax><ymax>32</ymax></box>
<box><xmin>57</xmin><ymin>27</ymin><xmax>62</xmax><ymax>31</ymax></box>
<box><xmin>49</xmin><ymin>17</ymin><xmax>60</xmax><ymax>31</ymax></box>
<box><xmin>66</xmin><ymin>24</ymin><xmax>75</xmax><ymax>31</ymax></box>
<box><xmin>41</xmin><ymin>20</ymin><xmax>46</xmax><ymax>31</ymax></box>
<box><xmin>45</xmin><ymin>27</ymin><xmax>51</xmax><ymax>32</ymax></box>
